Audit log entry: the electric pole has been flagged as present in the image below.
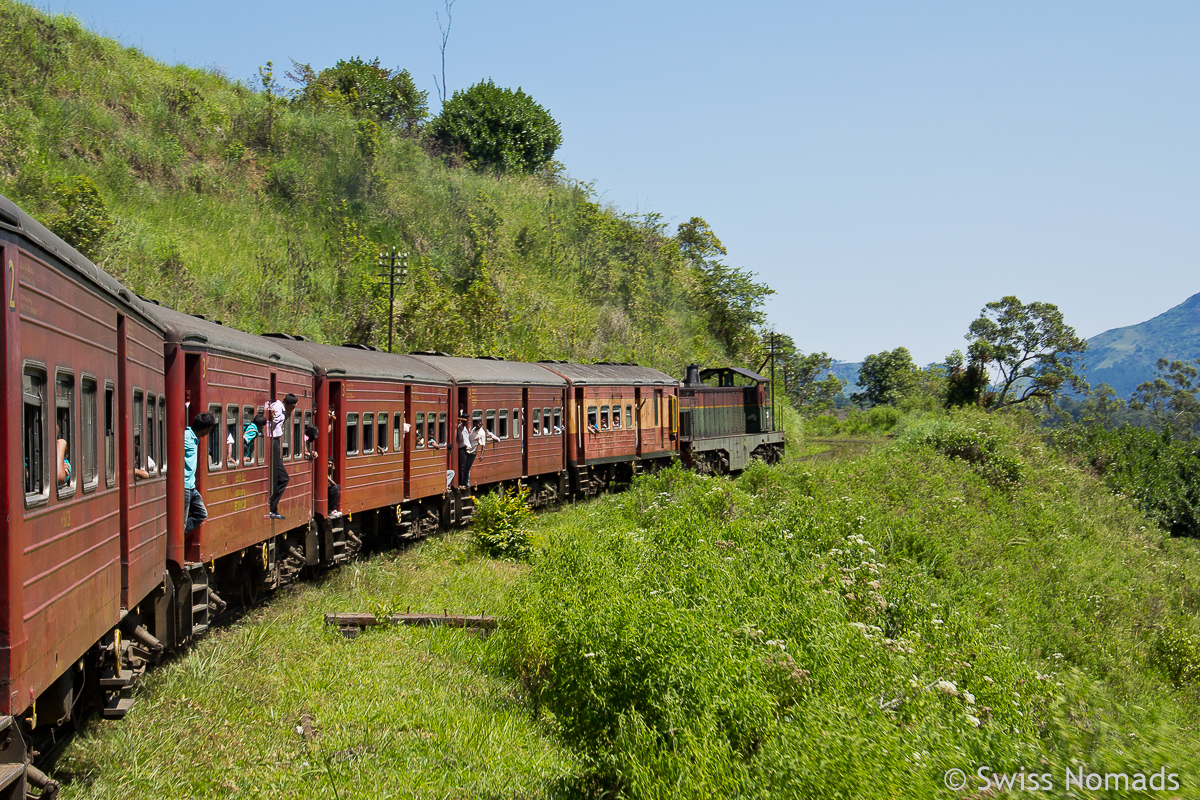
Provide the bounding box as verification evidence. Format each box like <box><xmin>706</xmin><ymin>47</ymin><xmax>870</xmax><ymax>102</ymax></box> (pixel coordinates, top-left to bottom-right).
<box><xmin>378</xmin><ymin>247</ymin><xmax>408</xmax><ymax>353</ymax></box>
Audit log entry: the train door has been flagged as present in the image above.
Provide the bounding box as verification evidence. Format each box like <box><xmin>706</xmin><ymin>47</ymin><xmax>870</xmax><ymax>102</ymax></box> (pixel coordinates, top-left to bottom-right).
<box><xmin>402</xmin><ymin>384</ymin><xmax>411</xmax><ymax>498</ymax></box>
<box><xmin>655</xmin><ymin>389</ymin><xmax>664</xmax><ymax>451</ymax></box>
<box><xmin>521</xmin><ymin>387</ymin><xmax>529</xmax><ymax>476</ymax></box>
<box><xmin>328</xmin><ymin>381</ymin><xmax>342</xmax><ymax>501</ymax></box>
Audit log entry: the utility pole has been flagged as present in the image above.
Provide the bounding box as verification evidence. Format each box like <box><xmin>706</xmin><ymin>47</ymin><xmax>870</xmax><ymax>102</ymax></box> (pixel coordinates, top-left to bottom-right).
<box><xmin>378</xmin><ymin>247</ymin><xmax>408</xmax><ymax>353</ymax></box>
<box><xmin>769</xmin><ymin>331</ymin><xmax>776</xmax><ymax>431</ymax></box>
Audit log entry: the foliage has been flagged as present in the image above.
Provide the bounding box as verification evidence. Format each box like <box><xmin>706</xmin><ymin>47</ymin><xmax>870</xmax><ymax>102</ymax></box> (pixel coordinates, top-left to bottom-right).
<box><xmin>804</xmin><ymin>406</ymin><xmax>901</xmax><ymax>437</ymax></box>
<box><xmin>757</xmin><ymin>331</ymin><xmax>844</xmax><ymax>412</ymax></box>
<box><xmin>1130</xmin><ymin>358</ymin><xmax>1200</xmax><ymax>440</ymax></box>
<box><xmin>1055</xmin><ymin>424</ymin><xmax>1200</xmax><ymax>537</ymax></box>
<box><xmin>852</xmin><ymin>346</ymin><xmax>918</xmax><ymax>407</ymax></box>
<box><xmin>426</xmin><ymin>79</ymin><xmax>561</xmax><ymax>173</ymax></box>
<box><xmin>965</xmin><ymin>296</ymin><xmax>1087</xmax><ymax>411</ymax></box>
<box><xmin>943</xmin><ymin>348</ymin><xmax>987</xmax><ymax>408</ymax></box>
<box><xmin>44</xmin><ymin>174</ymin><xmax>112</xmax><ymax>260</ymax></box>
<box><xmin>473</xmin><ymin>485</ymin><xmax>534</xmax><ymax>559</ymax></box>
<box><xmin>896</xmin><ymin>412</ymin><xmax>1024</xmax><ymax>488</ymax></box>
<box><xmin>289</xmin><ymin>57</ymin><xmax>428</xmax><ymax>133</ymax></box>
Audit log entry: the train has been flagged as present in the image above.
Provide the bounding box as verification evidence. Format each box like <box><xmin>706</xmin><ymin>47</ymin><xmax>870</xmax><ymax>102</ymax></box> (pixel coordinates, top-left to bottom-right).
<box><xmin>0</xmin><ymin>193</ymin><xmax>784</xmax><ymax>797</ymax></box>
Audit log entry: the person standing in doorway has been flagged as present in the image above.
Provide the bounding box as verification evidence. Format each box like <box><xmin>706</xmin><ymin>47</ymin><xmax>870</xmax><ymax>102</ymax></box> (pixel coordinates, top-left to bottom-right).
<box><xmin>456</xmin><ymin>414</ymin><xmax>476</xmax><ymax>489</ymax></box>
<box><xmin>267</xmin><ymin>393</ymin><xmax>297</xmax><ymax>520</ymax></box>
<box><xmin>184</xmin><ymin>412</ymin><xmax>217</xmax><ymax>533</ymax></box>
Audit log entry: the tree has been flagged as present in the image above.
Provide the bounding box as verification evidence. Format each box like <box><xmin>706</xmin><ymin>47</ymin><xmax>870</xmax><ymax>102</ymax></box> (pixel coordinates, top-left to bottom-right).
<box><xmin>964</xmin><ymin>296</ymin><xmax>1087</xmax><ymax>412</ymax></box>
<box><xmin>677</xmin><ymin>218</ymin><xmax>773</xmax><ymax>358</ymax></box>
<box><xmin>943</xmin><ymin>349</ymin><xmax>987</xmax><ymax>408</ymax></box>
<box><xmin>288</xmin><ymin>57</ymin><xmax>428</xmax><ymax>133</ymax></box>
<box><xmin>852</xmin><ymin>347</ymin><xmax>918</xmax><ymax>407</ymax></box>
<box><xmin>758</xmin><ymin>332</ymin><xmax>845</xmax><ymax>411</ymax></box>
<box><xmin>426</xmin><ymin>79</ymin><xmax>562</xmax><ymax>173</ymax></box>
<box><xmin>1131</xmin><ymin>358</ymin><xmax>1200</xmax><ymax>440</ymax></box>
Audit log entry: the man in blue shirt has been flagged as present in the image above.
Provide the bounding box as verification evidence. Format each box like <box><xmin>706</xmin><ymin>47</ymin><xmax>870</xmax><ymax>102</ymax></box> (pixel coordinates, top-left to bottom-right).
<box><xmin>184</xmin><ymin>412</ymin><xmax>217</xmax><ymax>534</ymax></box>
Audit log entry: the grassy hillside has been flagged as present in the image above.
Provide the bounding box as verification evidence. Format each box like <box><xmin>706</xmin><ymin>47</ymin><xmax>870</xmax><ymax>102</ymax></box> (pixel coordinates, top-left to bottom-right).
<box><xmin>58</xmin><ymin>411</ymin><xmax>1200</xmax><ymax>798</ymax></box>
<box><xmin>0</xmin><ymin>0</ymin><xmax>746</xmax><ymax>373</ymax></box>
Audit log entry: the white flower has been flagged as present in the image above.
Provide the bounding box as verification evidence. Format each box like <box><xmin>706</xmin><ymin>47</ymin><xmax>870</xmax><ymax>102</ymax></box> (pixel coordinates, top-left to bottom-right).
<box><xmin>935</xmin><ymin>680</ymin><xmax>958</xmax><ymax>696</ymax></box>
<box><xmin>584</xmin><ymin>652</ymin><xmax>597</xmax><ymax>658</ymax></box>
<box><xmin>983</xmin><ymin>675</ymin><xmax>993</xmax><ymax>684</ymax></box>
<box><xmin>931</xmin><ymin>619</ymin><xmax>944</xmax><ymax>626</ymax></box>
<box><xmin>966</xmin><ymin>714</ymin><xmax>981</xmax><ymax>728</ymax></box>
<box><xmin>963</xmin><ymin>691</ymin><xmax>976</xmax><ymax>705</ymax></box>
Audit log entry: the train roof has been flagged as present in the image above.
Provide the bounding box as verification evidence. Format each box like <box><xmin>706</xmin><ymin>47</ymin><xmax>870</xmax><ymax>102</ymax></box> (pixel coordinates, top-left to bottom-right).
<box><xmin>262</xmin><ymin>336</ymin><xmax>451</xmax><ymax>384</ymax></box>
<box><xmin>140</xmin><ymin>303</ymin><xmax>313</xmax><ymax>372</ymax></box>
<box><xmin>0</xmin><ymin>194</ymin><xmax>160</xmax><ymax>328</ymax></box>
<box><xmin>700</xmin><ymin>366</ymin><xmax>768</xmax><ymax>384</ymax></box>
<box><xmin>405</xmin><ymin>353</ymin><xmax>566</xmax><ymax>386</ymax></box>
<box><xmin>536</xmin><ymin>361</ymin><xmax>679</xmax><ymax>387</ymax></box>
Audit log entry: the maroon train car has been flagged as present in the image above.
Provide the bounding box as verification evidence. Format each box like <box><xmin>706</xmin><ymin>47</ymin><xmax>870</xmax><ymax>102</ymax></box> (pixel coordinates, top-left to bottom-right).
<box><xmin>140</xmin><ymin>305</ymin><xmax>316</xmax><ymax>606</ymax></box>
<box><xmin>407</xmin><ymin>354</ymin><xmax>569</xmax><ymax>507</ymax></box>
<box><xmin>264</xmin><ymin>337</ymin><xmax>455</xmax><ymax>541</ymax></box>
<box><xmin>0</xmin><ymin>198</ymin><xmax>172</xmax><ymax>752</ymax></box>
<box><xmin>538</xmin><ymin>362</ymin><xmax>679</xmax><ymax>495</ymax></box>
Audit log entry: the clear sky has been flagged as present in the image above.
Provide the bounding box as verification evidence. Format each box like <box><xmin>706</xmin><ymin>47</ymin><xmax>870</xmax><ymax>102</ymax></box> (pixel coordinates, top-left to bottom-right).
<box><xmin>36</xmin><ymin>0</ymin><xmax>1200</xmax><ymax>365</ymax></box>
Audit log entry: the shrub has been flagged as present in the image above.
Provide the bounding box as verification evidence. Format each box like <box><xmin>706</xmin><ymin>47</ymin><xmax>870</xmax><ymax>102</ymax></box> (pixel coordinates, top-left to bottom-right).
<box><xmin>473</xmin><ymin>484</ymin><xmax>533</xmax><ymax>559</ymax></box>
<box><xmin>896</xmin><ymin>413</ymin><xmax>1023</xmax><ymax>487</ymax></box>
<box><xmin>426</xmin><ymin>79</ymin><xmax>562</xmax><ymax>173</ymax></box>
<box><xmin>45</xmin><ymin>174</ymin><xmax>112</xmax><ymax>260</ymax></box>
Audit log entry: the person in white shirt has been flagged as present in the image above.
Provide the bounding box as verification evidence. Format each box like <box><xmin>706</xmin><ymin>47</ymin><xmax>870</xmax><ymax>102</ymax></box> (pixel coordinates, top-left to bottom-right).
<box><xmin>456</xmin><ymin>415</ymin><xmax>475</xmax><ymax>488</ymax></box>
<box><xmin>473</xmin><ymin>418</ymin><xmax>501</xmax><ymax>456</ymax></box>
<box><xmin>267</xmin><ymin>393</ymin><xmax>297</xmax><ymax>519</ymax></box>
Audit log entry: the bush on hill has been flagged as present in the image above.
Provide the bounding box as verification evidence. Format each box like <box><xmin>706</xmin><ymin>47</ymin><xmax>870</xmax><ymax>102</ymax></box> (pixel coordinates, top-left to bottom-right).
<box><xmin>426</xmin><ymin>79</ymin><xmax>561</xmax><ymax>174</ymax></box>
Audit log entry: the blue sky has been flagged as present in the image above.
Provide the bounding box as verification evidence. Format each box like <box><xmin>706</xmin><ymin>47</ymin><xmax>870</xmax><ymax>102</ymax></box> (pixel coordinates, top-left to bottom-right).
<box><xmin>36</xmin><ymin>1</ymin><xmax>1200</xmax><ymax>365</ymax></box>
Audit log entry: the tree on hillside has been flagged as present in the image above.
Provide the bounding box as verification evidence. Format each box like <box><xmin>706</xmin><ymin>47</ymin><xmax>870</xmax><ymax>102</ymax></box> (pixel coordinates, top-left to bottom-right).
<box><xmin>1130</xmin><ymin>358</ymin><xmax>1200</xmax><ymax>440</ymax></box>
<box><xmin>287</xmin><ymin>57</ymin><xmax>428</xmax><ymax>132</ymax></box>
<box><xmin>426</xmin><ymin>79</ymin><xmax>562</xmax><ymax>173</ymax></box>
<box><xmin>758</xmin><ymin>332</ymin><xmax>845</xmax><ymax>411</ymax></box>
<box><xmin>676</xmin><ymin>218</ymin><xmax>774</xmax><ymax>359</ymax></box>
<box><xmin>852</xmin><ymin>347</ymin><xmax>918</xmax><ymax>407</ymax></box>
<box><xmin>964</xmin><ymin>296</ymin><xmax>1087</xmax><ymax>412</ymax></box>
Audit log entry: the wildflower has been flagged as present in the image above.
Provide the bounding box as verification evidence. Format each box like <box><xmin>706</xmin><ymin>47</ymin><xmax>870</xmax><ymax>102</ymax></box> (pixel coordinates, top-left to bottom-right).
<box><xmin>963</xmin><ymin>691</ymin><xmax>976</xmax><ymax>705</ymax></box>
<box><xmin>931</xmin><ymin>619</ymin><xmax>944</xmax><ymax>626</ymax></box>
<box><xmin>935</xmin><ymin>680</ymin><xmax>959</xmax><ymax>696</ymax></box>
<box><xmin>584</xmin><ymin>653</ymin><xmax>597</xmax><ymax>658</ymax></box>
<box><xmin>966</xmin><ymin>714</ymin><xmax>981</xmax><ymax>728</ymax></box>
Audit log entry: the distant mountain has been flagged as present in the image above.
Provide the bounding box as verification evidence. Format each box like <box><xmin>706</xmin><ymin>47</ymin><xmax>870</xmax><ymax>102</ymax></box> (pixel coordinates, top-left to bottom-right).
<box><xmin>1085</xmin><ymin>292</ymin><xmax>1200</xmax><ymax>398</ymax></box>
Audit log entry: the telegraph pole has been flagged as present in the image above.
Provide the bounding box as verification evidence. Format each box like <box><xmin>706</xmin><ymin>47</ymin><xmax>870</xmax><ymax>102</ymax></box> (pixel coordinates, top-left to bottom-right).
<box><xmin>377</xmin><ymin>247</ymin><xmax>408</xmax><ymax>353</ymax></box>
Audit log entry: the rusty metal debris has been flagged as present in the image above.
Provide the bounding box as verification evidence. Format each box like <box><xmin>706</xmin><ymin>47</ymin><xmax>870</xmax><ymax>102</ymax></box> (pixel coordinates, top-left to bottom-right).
<box><xmin>324</xmin><ymin>611</ymin><xmax>500</xmax><ymax>639</ymax></box>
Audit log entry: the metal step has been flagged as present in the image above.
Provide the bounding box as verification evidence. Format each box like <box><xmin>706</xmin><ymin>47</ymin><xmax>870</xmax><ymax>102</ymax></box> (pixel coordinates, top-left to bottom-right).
<box><xmin>98</xmin><ymin>668</ymin><xmax>133</xmax><ymax>688</ymax></box>
<box><xmin>0</xmin><ymin>763</ymin><xmax>23</xmax><ymax>792</ymax></box>
<box><xmin>102</xmin><ymin>696</ymin><xmax>134</xmax><ymax>719</ymax></box>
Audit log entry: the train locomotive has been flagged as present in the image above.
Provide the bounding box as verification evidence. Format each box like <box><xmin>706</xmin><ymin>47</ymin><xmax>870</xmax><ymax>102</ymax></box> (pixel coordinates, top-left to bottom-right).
<box><xmin>0</xmin><ymin>194</ymin><xmax>783</xmax><ymax>797</ymax></box>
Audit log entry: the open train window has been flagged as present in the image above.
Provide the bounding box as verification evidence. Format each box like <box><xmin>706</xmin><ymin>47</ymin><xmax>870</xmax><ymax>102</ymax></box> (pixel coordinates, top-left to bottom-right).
<box><xmin>654</xmin><ymin>394</ymin><xmax>661</xmax><ymax>426</ymax></box>
<box><xmin>427</xmin><ymin>414</ymin><xmax>438</xmax><ymax>448</ymax></box>
<box><xmin>625</xmin><ymin>405</ymin><xmax>633</xmax><ymax>430</ymax></box>
<box><xmin>362</xmin><ymin>412</ymin><xmax>374</xmax><ymax>453</ymax></box>
<box><xmin>554</xmin><ymin>407</ymin><xmax>563</xmax><ymax>433</ymax></box>
<box><xmin>543</xmin><ymin>407</ymin><xmax>553</xmax><ymax>434</ymax></box>
<box><xmin>393</xmin><ymin>412</ymin><xmax>402</xmax><ymax>451</ymax></box>
<box><xmin>612</xmin><ymin>404</ymin><xmax>622</xmax><ymax>430</ymax></box>
<box><xmin>242</xmin><ymin>406</ymin><xmax>257</xmax><ymax>464</ymax></box>
<box><xmin>23</xmin><ymin>367</ymin><xmax>47</xmax><ymax>504</ymax></box>
<box><xmin>600</xmin><ymin>405</ymin><xmax>610</xmax><ymax>430</ymax></box>
<box><xmin>512</xmin><ymin>408</ymin><xmax>521</xmax><ymax>438</ymax></box>
<box><xmin>225</xmin><ymin>404</ymin><xmax>239</xmax><ymax>468</ymax></box>
<box><xmin>531</xmin><ymin>408</ymin><xmax>541</xmax><ymax>436</ymax></box>
<box><xmin>144</xmin><ymin>393</ymin><xmax>157</xmax><ymax>475</ymax></box>
<box><xmin>486</xmin><ymin>410</ymin><xmax>496</xmax><ymax>436</ymax></box>
<box><xmin>498</xmin><ymin>409</ymin><xmax>509</xmax><ymax>439</ymax></box>
<box><xmin>159</xmin><ymin>397</ymin><xmax>167</xmax><ymax>474</ymax></box>
<box><xmin>132</xmin><ymin>390</ymin><xmax>144</xmax><ymax>476</ymax></box>
<box><xmin>586</xmin><ymin>406</ymin><xmax>597</xmax><ymax>433</ymax></box>
<box><xmin>471</xmin><ymin>410</ymin><xmax>483</xmax><ymax>433</ymax></box>
<box><xmin>104</xmin><ymin>383</ymin><xmax>115</xmax><ymax>488</ymax></box>
<box><xmin>207</xmin><ymin>403</ymin><xmax>221</xmax><ymax>470</ymax></box>
<box><xmin>414</xmin><ymin>413</ymin><xmax>425</xmax><ymax>448</ymax></box>
<box><xmin>55</xmin><ymin>372</ymin><xmax>76</xmax><ymax>498</ymax></box>
<box><xmin>377</xmin><ymin>411</ymin><xmax>387</xmax><ymax>453</ymax></box>
<box><xmin>281</xmin><ymin>408</ymin><xmax>291</xmax><ymax>459</ymax></box>
<box><xmin>81</xmin><ymin>377</ymin><xmax>98</xmax><ymax>490</ymax></box>
<box><xmin>291</xmin><ymin>410</ymin><xmax>302</xmax><ymax>461</ymax></box>
<box><xmin>345</xmin><ymin>412</ymin><xmax>359</xmax><ymax>455</ymax></box>
<box><xmin>438</xmin><ymin>412</ymin><xmax>447</xmax><ymax>446</ymax></box>
<box><xmin>256</xmin><ymin>406</ymin><xmax>266</xmax><ymax>465</ymax></box>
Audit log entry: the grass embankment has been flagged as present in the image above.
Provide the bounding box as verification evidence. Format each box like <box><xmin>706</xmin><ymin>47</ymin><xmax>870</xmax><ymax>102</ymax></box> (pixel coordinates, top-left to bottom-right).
<box><xmin>60</xmin><ymin>411</ymin><xmax>1200</xmax><ymax>798</ymax></box>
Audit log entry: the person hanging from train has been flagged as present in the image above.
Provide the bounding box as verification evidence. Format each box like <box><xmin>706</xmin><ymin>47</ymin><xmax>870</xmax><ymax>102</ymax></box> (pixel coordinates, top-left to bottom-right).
<box><xmin>473</xmin><ymin>415</ymin><xmax>500</xmax><ymax>459</ymax></box>
<box><xmin>327</xmin><ymin>459</ymin><xmax>342</xmax><ymax>519</ymax></box>
<box><xmin>184</xmin><ymin>412</ymin><xmax>217</xmax><ymax>533</ymax></box>
<box><xmin>267</xmin><ymin>393</ymin><xmax>297</xmax><ymax>520</ymax></box>
<box><xmin>457</xmin><ymin>414</ymin><xmax>475</xmax><ymax>488</ymax></box>
<box><xmin>244</xmin><ymin>411</ymin><xmax>267</xmax><ymax>464</ymax></box>
<box><xmin>303</xmin><ymin>423</ymin><xmax>319</xmax><ymax>460</ymax></box>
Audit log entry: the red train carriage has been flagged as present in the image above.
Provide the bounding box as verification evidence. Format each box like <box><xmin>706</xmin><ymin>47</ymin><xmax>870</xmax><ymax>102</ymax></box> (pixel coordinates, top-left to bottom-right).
<box><xmin>140</xmin><ymin>305</ymin><xmax>317</xmax><ymax>607</ymax></box>
<box><xmin>0</xmin><ymin>199</ymin><xmax>171</xmax><ymax>745</ymax></box>
<box><xmin>406</xmin><ymin>354</ymin><xmax>568</xmax><ymax>507</ymax></box>
<box><xmin>538</xmin><ymin>362</ymin><xmax>679</xmax><ymax>495</ymax></box>
<box><xmin>678</xmin><ymin>365</ymin><xmax>785</xmax><ymax>473</ymax></box>
<box><xmin>264</xmin><ymin>337</ymin><xmax>455</xmax><ymax>542</ymax></box>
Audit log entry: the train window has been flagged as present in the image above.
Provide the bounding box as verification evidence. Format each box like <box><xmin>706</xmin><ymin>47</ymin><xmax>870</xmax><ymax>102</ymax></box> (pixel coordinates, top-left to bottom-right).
<box><xmin>104</xmin><ymin>383</ymin><xmax>115</xmax><ymax>487</ymax></box>
<box><xmin>531</xmin><ymin>408</ymin><xmax>541</xmax><ymax>436</ymax></box>
<box><xmin>586</xmin><ymin>406</ymin><xmax>597</xmax><ymax>432</ymax></box>
<box><xmin>81</xmin><ymin>378</ymin><xmax>98</xmax><ymax>490</ymax></box>
<box><xmin>554</xmin><ymin>407</ymin><xmax>563</xmax><ymax>433</ymax></box>
<box><xmin>600</xmin><ymin>405</ymin><xmax>610</xmax><ymax>430</ymax></box>
<box><xmin>242</xmin><ymin>406</ymin><xmax>256</xmax><ymax>465</ymax></box>
<box><xmin>512</xmin><ymin>408</ymin><xmax>521</xmax><ymax>437</ymax></box>
<box><xmin>414</xmin><ymin>413</ymin><xmax>425</xmax><ymax>448</ymax></box>
<box><xmin>625</xmin><ymin>405</ymin><xmax>633</xmax><ymax>430</ymax></box>
<box><xmin>304</xmin><ymin>410</ymin><xmax>314</xmax><ymax>459</ymax></box>
<box><xmin>132</xmin><ymin>390</ymin><xmax>144</xmax><ymax>475</ymax></box>
<box><xmin>394</xmin><ymin>413</ymin><xmax>402</xmax><ymax>451</ymax></box>
<box><xmin>438</xmin><ymin>412</ymin><xmax>447</xmax><ymax>446</ymax></box>
<box><xmin>281</xmin><ymin>408</ymin><xmax>291</xmax><ymax>459</ymax></box>
<box><xmin>471</xmin><ymin>410</ymin><xmax>483</xmax><ymax>433</ymax></box>
<box><xmin>377</xmin><ymin>411</ymin><xmax>387</xmax><ymax>453</ymax></box>
<box><xmin>55</xmin><ymin>372</ymin><xmax>76</xmax><ymax>498</ymax></box>
<box><xmin>225</xmin><ymin>404</ymin><xmax>238</xmax><ymax>469</ymax></box>
<box><xmin>654</xmin><ymin>394</ymin><xmax>661</xmax><ymax>426</ymax></box>
<box><xmin>427</xmin><ymin>414</ymin><xmax>438</xmax><ymax>448</ymax></box>
<box><xmin>207</xmin><ymin>403</ymin><xmax>221</xmax><ymax>470</ymax></box>
<box><xmin>158</xmin><ymin>397</ymin><xmax>167</xmax><ymax>475</ymax></box>
<box><xmin>256</xmin><ymin>407</ymin><xmax>266</xmax><ymax>465</ymax></box>
<box><xmin>670</xmin><ymin>396</ymin><xmax>678</xmax><ymax>434</ymax></box>
<box><xmin>23</xmin><ymin>367</ymin><xmax>47</xmax><ymax>503</ymax></box>
<box><xmin>362</xmin><ymin>413</ymin><xmax>374</xmax><ymax>453</ymax></box>
<box><xmin>345</xmin><ymin>413</ymin><xmax>359</xmax><ymax>455</ymax></box>
<box><xmin>143</xmin><ymin>393</ymin><xmax>156</xmax><ymax>475</ymax></box>
<box><xmin>292</xmin><ymin>411</ymin><xmax>303</xmax><ymax>461</ymax></box>
<box><xmin>486</xmin><ymin>410</ymin><xmax>496</xmax><ymax>436</ymax></box>
<box><xmin>498</xmin><ymin>409</ymin><xmax>509</xmax><ymax>439</ymax></box>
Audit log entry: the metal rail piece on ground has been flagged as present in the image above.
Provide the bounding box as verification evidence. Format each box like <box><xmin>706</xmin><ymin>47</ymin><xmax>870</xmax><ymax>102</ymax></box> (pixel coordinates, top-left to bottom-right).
<box><xmin>324</xmin><ymin>611</ymin><xmax>501</xmax><ymax>639</ymax></box>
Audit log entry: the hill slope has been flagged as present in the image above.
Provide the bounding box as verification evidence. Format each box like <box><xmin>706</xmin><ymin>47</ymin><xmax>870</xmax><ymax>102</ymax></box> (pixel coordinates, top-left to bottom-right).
<box><xmin>0</xmin><ymin>0</ymin><xmax>753</xmax><ymax>374</ymax></box>
<box><xmin>1085</xmin><ymin>291</ymin><xmax>1200</xmax><ymax>397</ymax></box>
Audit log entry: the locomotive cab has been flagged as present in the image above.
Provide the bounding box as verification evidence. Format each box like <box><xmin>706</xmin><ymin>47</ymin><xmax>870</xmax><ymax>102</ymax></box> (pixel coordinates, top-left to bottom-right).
<box><xmin>678</xmin><ymin>364</ymin><xmax>785</xmax><ymax>474</ymax></box>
